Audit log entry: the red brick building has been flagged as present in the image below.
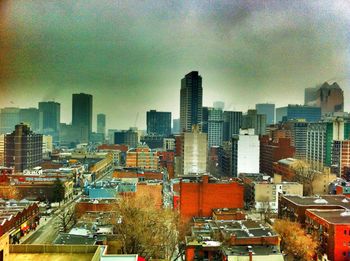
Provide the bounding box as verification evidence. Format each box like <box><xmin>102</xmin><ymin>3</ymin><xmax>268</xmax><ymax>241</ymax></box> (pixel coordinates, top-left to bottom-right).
<box><xmin>179</xmin><ymin>175</ymin><xmax>244</xmax><ymax>222</ymax></box>
<box><xmin>273</xmin><ymin>158</ymin><xmax>297</xmax><ymax>181</ymax></box>
<box><xmin>260</xmin><ymin>136</ymin><xmax>295</xmax><ymax>175</ymax></box>
<box><xmin>75</xmin><ymin>198</ymin><xmax>119</xmax><ymax>218</ymax></box>
<box><xmin>306</xmin><ymin>209</ymin><xmax>350</xmax><ymax>261</ymax></box>
<box><xmin>157</xmin><ymin>151</ymin><xmax>175</xmax><ymax>179</ymax></box>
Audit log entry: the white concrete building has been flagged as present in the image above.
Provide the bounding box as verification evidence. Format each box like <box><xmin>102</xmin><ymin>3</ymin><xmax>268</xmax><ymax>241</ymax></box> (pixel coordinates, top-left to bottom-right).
<box><xmin>232</xmin><ymin>128</ymin><xmax>259</xmax><ymax>177</ymax></box>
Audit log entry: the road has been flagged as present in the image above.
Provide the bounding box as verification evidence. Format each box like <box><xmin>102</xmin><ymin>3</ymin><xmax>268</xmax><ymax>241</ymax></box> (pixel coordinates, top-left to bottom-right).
<box><xmin>23</xmin><ymin>165</ymin><xmax>114</xmax><ymax>244</ymax></box>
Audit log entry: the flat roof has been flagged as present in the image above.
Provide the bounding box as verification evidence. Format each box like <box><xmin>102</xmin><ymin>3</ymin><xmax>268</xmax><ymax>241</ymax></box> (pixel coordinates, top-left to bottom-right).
<box><xmin>9</xmin><ymin>253</ymin><xmax>94</xmax><ymax>261</ymax></box>
<box><xmin>282</xmin><ymin>195</ymin><xmax>350</xmax><ymax>208</ymax></box>
<box><xmin>307</xmin><ymin>209</ymin><xmax>350</xmax><ymax>224</ymax></box>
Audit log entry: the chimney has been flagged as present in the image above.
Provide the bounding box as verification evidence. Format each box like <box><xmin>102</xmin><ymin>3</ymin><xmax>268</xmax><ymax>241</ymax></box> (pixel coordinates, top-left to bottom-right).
<box><xmin>248</xmin><ymin>250</ymin><xmax>253</xmax><ymax>261</ymax></box>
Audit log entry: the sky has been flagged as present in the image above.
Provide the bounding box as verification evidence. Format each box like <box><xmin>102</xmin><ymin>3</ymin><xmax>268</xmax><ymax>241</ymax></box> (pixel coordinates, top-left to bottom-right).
<box><xmin>0</xmin><ymin>0</ymin><xmax>349</xmax><ymax>130</ymax></box>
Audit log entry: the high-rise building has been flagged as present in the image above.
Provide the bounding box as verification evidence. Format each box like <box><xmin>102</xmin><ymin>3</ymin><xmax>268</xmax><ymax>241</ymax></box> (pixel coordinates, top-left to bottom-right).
<box><xmin>223</xmin><ymin>111</ymin><xmax>242</xmax><ymax>141</ymax></box>
<box><xmin>19</xmin><ymin>108</ymin><xmax>40</xmax><ymax>132</ymax></box>
<box><xmin>172</xmin><ymin>119</ymin><xmax>180</xmax><ymax>134</ymax></box>
<box><xmin>0</xmin><ymin>107</ymin><xmax>20</xmax><ymax>134</ymax></box>
<box><xmin>97</xmin><ymin>113</ymin><xmax>106</xmax><ymax>135</ymax></box>
<box><xmin>181</xmin><ymin>125</ymin><xmax>207</xmax><ymax>175</ymax></box>
<box><xmin>289</xmin><ymin>121</ymin><xmax>308</xmax><ymax>160</ymax></box>
<box><xmin>0</xmin><ymin>134</ymin><xmax>4</xmax><ymax>165</ymax></box>
<box><xmin>180</xmin><ymin>71</ymin><xmax>203</xmax><ymax>132</ymax></box>
<box><xmin>207</xmin><ymin>107</ymin><xmax>224</xmax><ymax>147</ymax></box>
<box><xmin>256</xmin><ymin>103</ymin><xmax>275</xmax><ymax>125</ymax></box>
<box><xmin>114</xmin><ymin>129</ymin><xmax>138</xmax><ymax>148</ymax></box>
<box><xmin>38</xmin><ymin>101</ymin><xmax>60</xmax><ymax>142</ymax></box>
<box><xmin>72</xmin><ymin>93</ymin><xmax>93</xmax><ymax>143</ymax></box>
<box><xmin>146</xmin><ymin>110</ymin><xmax>171</xmax><ymax>136</ymax></box>
<box><xmin>307</xmin><ymin>119</ymin><xmax>349</xmax><ymax>170</ymax></box>
<box><xmin>305</xmin><ymin>82</ymin><xmax>344</xmax><ymax>115</ymax></box>
<box><xmin>232</xmin><ymin>129</ymin><xmax>260</xmax><ymax>177</ymax></box>
<box><xmin>201</xmin><ymin>107</ymin><xmax>209</xmax><ymax>133</ymax></box>
<box><xmin>242</xmin><ymin>109</ymin><xmax>266</xmax><ymax>135</ymax></box>
<box><xmin>276</xmin><ymin>105</ymin><xmax>321</xmax><ymax>123</ymax></box>
<box><xmin>4</xmin><ymin>123</ymin><xmax>43</xmax><ymax>172</ymax></box>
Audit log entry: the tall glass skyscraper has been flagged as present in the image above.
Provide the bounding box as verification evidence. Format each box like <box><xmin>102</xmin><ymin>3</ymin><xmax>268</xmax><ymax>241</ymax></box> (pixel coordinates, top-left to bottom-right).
<box><xmin>38</xmin><ymin>101</ymin><xmax>60</xmax><ymax>142</ymax></box>
<box><xmin>180</xmin><ymin>71</ymin><xmax>203</xmax><ymax>133</ymax></box>
<box><xmin>72</xmin><ymin>93</ymin><xmax>93</xmax><ymax>143</ymax></box>
<box><xmin>146</xmin><ymin>110</ymin><xmax>171</xmax><ymax>136</ymax></box>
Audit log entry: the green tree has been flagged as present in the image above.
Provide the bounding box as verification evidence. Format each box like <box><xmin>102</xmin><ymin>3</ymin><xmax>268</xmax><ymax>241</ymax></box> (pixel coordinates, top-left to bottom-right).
<box><xmin>52</xmin><ymin>178</ymin><xmax>65</xmax><ymax>204</ymax></box>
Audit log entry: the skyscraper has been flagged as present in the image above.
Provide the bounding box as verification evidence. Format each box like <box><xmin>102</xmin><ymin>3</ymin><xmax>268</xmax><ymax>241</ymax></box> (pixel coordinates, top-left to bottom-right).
<box><xmin>255</xmin><ymin>103</ymin><xmax>275</xmax><ymax>125</ymax></box>
<box><xmin>38</xmin><ymin>101</ymin><xmax>60</xmax><ymax>141</ymax></box>
<box><xmin>276</xmin><ymin>105</ymin><xmax>321</xmax><ymax>123</ymax></box>
<box><xmin>242</xmin><ymin>109</ymin><xmax>266</xmax><ymax>135</ymax></box>
<box><xmin>180</xmin><ymin>71</ymin><xmax>203</xmax><ymax>132</ymax></box>
<box><xmin>146</xmin><ymin>110</ymin><xmax>171</xmax><ymax>136</ymax></box>
<box><xmin>305</xmin><ymin>82</ymin><xmax>344</xmax><ymax>115</ymax></box>
<box><xmin>19</xmin><ymin>108</ymin><xmax>40</xmax><ymax>132</ymax></box>
<box><xmin>223</xmin><ymin>111</ymin><xmax>242</xmax><ymax>141</ymax></box>
<box><xmin>72</xmin><ymin>93</ymin><xmax>93</xmax><ymax>143</ymax></box>
<box><xmin>5</xmin><ymin>123</ymin><xmax>42</xmax><ymax>172</ymax></box>
<box><xmin>97</xmin><ymin>113</ymin><xmax>106</xmax><ymax>135</ymax></box>
<box><xmin>207</xmin><ymin>107</ymin><xmax>224</xmax><ymax>147</ymax></box>
<box><xmin>172</xmin><ymin>119</ymin><xmax>180</xmax><ymax>134</ymax></box>
<box><xmin>0</xmin><ymin>107</ymin><xmax>20</xmax><ymax>134</ymax></box>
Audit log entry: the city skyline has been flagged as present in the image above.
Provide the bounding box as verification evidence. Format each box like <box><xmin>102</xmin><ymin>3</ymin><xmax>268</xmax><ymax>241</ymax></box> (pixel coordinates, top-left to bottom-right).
<box><xmin>0</xmin><ymin>1</ymin><xmax>349</xmax><ymax>130</ymax></box>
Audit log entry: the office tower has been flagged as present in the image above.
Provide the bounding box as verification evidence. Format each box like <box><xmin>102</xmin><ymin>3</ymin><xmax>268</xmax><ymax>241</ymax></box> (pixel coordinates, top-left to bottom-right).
<box><xmin>19</xmin><ymin>108</ymin><xmax>40</xmax><ymax>132</ymax></box>
<box><xmin>146</xmin><ymin>110</ymin><xmax>171</xmax><ymax>136</ymax></box>
<box><xmin>107</xmin><ymin>129</ymin><xmax>119</xmax><ymax>144</ymax></box>
<box><xmin>97</xmin><ymin>113</ymin><xmax>106</xmax><ymax>135</ymax></box>
<box><xmin>218</xmin><ymin>141</ymin><xmax>232</xmax><ymax>176</ymax></box>
<box><xmin>307</xmin><ymin>119</ymin><xmax>349</xmax><ymax>170</ymax></box>
<box><xmin>181</xmin><ymin>125</ymin><xmax>207</xmax><ymax>175</ymax></box>
<box><xmin>172</xmin><ymin>119</ymin><xmax>180</xmax><ymax>134</ymax></box>
<box><xmin>201</xmin><ymin>107</ymin><xmax>209</xmax><ymax>133</ymax></box>
<box><xmin>4</xmin><ymin>123</ymin><xmax>43</xmax><ymax>172</ymax></box>
<box><xmin>232</xmin><ymin>129</ymin><xmax>260</xmax><ymax>177</ymax></box>
<box><xmin>38</xmin><ymin>101</ymin><xmax>60</xmax><ymax>142</ymax></box>
<box><xmin>0</xmin><ymin>107</ymin><xmax>20</xmax><ymax>134</ymax></box>
<box><xmin>256</xmin><ymin>103</ymin><xmax>275</xmax><ymax>125</ymax></box>
<box><xmin>59</xmin><ymin>123</ymin><xmax>80</xmax><ymax>147</ymax></box>
<box><xmin>207</xmin><ymin>107</ymin><xmax>224</xmax><ymax>147</ymax></box>
<box><xmin>180</xmin><ymin>71</ymin><xmax>203</xmax><ymax>132</ymax></box>
<box><xmin>276</xmin><ymin>105</ymin><xmax>321</xmax><ymax>123</ymax></box>
<box><xmin>72</xmin><ymin>93</ymin><xmax>93</xmax><ymax>143</ymax></box>
<box><xmin>305</xmin><ymin>82</ymin><xmax>344</xmax><ymax>115</ymax></box>
<box><xmin>223</xmin><ymin>111</ymin><xmax>242</xmax><ymax>141</ymax></box>
<box><xmin>289</xmin><ymin>121</ymin><xmax>308</xmax><ymax>160</ymax></box>
<box><xmin>242</xmin><ymin>109</ymin><xmax>266</xmax><ymax>135</ymax></box>
<box><xmin>114</xmin><ymin>129</ymin><xmax>138</xmax><ymax>148</ymax></box>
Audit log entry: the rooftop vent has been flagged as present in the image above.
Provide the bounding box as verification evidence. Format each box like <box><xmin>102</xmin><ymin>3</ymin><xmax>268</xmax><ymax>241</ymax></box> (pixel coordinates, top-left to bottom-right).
<box><xmin>313</xmin><ymin>198</ymin><xmax>328</xmax><ymax>204</ymax></box>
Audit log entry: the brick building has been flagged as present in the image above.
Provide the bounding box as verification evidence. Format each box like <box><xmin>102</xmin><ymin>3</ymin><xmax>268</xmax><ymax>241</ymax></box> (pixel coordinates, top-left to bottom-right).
<box><xmin>179</xmin><ymin>175</ymin><xmax>244</xmax><ymax>221</ymax></box>
<box><xmin>125</xmin><ymin>145</ymin><xmax>159</xmax><ymax>170</ymax></box>
<box><xmin>259</xmin><ymin>136</ymin><xmax>295</xmax><ymax>175</ymax></box>
<box><xmin>306</xmin><ymin>209</ymin><xmax>350</xmax><ymax>261</ymax></box>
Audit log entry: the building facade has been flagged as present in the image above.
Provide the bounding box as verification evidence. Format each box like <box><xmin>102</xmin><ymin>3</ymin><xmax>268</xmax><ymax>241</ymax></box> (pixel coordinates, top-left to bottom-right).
<box><xmin>180</xmin><ymin>71</ymin><xmax>203</xmax><ymax>132</ymax></box>
<box><xmin>0</xmin><ymin>107</ymin><xmax>20</xmax><ymax>134</ymax></box>
<box><xmin>114</xmin><ymin>129</ymin><xmax>138</xmax><ymax>148</ymax></box>
<box><xmin>256</xmin><ymin>103</ymin><xmax>275</xmax><ymax>125</ymax></box>
<box><xmin>146</xmin><ymin>110</ymin><xmax>171</xmax><ymax>136</ymax></box>
<box><xmin>125</xmin><ymin>144</ymin><xmax>159</xmax><ymax>170</ymax></box>
<box><xmin>276</xmin><ymin>105</ymin><xmax>321</xmax><ymax>123</ymax></box>
<box><xmin>4</xmin><ymin>124</ymin><xmax>43</xmax><ymax>172</ymax></box>
<box><xmin>223</xmin><ymin>111</ymin><xmax>242</xmax><ymax>141</ymax></box>
<box><xmin>19</xmin><ymin>108</ymin><xmax>40</xmax><ymax>132</ymax></box>
<box><xmin>242</xmin><ymin>109</ymin><xmax>266</xmax><ymax>135</ymax></box>
<box><xmin>38</xmin><ymin>101</ymin><xmax>60</xmax><ymax>141</ymax></box>
<box><xmin>207</xmin><ymin>107</ymin><xmax>224</xmax><ymax>147</ymax></box>
<box><xmin>97</xmin><ymin>113</ymin><xmax>106</xmax><ymax>136</ymax></box>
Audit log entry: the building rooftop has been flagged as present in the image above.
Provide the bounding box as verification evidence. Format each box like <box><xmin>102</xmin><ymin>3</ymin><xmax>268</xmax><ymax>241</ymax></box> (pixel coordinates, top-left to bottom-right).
<box><xmin>307</xmin><ymin>209</ymin><xmax>350</xmax><ymax>224</ymax></box>
<box><xmin>222</xmin><ymin>245</ymin><xmax>283</xmax><ymax>259</ymax></box>
<box><xmin>282</xmin><ymin>195</ymin><xmax>350</xmax><ymax>209</ymax></box>
<box><xmin>53</xmin><ymin>233</ymin><xmax>97</xmax><ymax>245</ymax></box>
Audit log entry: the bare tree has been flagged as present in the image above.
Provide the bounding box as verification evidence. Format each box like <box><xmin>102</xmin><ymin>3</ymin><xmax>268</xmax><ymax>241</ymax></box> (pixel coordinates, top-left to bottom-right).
<box><xmin>113</xmin><ymin>191</ymin><xmax>179</xmax><ymax>260</ymax></box>
<box><xmin>56</xmin><ymin>205</ymin><xmax>76</xmax><ymax>233</ymax></box>
<box><xmin>291</xmin><ymin>160</ymin><xmax>318</xmax><ymax>196</ymax></box>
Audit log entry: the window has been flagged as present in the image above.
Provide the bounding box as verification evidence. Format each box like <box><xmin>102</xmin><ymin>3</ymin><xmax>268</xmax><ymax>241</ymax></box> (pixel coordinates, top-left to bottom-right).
<box><xmin>345</xmin><ymin>230</ymin><xmax>347</xmax><ymax>235</ymax></box>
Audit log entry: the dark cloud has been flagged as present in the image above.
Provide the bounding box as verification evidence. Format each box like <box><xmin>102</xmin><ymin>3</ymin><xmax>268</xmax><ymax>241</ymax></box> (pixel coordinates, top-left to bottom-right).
<box><xmin>0</xmin><ymin>0</ymin><xmax>349</xmax><ymax>129</ymax></box>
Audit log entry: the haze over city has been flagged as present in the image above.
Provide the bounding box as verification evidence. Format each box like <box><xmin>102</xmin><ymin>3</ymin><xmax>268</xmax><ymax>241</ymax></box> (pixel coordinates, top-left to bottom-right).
<box><xmin>1</xmin><ymin>0</ymin><xmax>349</xmax><ymax>130</ymax></box>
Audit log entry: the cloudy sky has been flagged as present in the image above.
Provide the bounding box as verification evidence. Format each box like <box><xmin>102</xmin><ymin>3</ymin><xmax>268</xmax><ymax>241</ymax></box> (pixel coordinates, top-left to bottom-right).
<box><xmin>0</xmin><ymin>0</ymin><xmax>349</xmax><ymax>130</ymax></box>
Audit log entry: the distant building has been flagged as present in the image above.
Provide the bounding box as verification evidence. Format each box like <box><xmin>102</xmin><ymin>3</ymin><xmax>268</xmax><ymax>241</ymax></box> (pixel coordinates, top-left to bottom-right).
<box><xmin>207</xmin><ymin>107</ymin><xmax>224</xmax><ymax>147</ymax></box>
<box><xmin>114</xmin><ymin>129</ymin><xmax>138</xmax><ymax>148</ymax></box>
<box><xmin>223</xmin><ymin>111</ymin><xmax>242</xmax><ymax>141</ymax></box>
<box><xmin>332</xmin><ymin>140</ymin><xmax>350</xmax><ymax>177</ymax></box>
<box><xmin>260</xmin><ymin>136</ymin><xmax>295</xmax><ymax>175</ymax></box>
<box><xmin>180</xmin><ymin>71</ymin><xmax>203</xmax><ymax>132</ymax></box>
<box><xmin>38</xmin><ymin>101</ymin><xmax>60</xmax><ymax>141</ymax></box>
<box><xmin>305</xmin><ymin>82</ymin><xmax>344</xmax><ymax>114</ymax></box>
<box><xmin>107</xmin><ymin>129</ymin><xmax>119</xmax><ymax>144</ymax></box>
<box><xmin>181</xmin><ymin>125</ymin><xmax>207</xmax><ymax>175</ymax></box>
<box><xmin>0</xmin><ymin>135</ymin><xmax>4</xmax><ymax>165</ymax></box>
<box><xmin>256</xmin><ymin>103</ymin><xmax>275</xmax><ymax>125</ymax></box>
<box><xmin>172</xmin><ymin>118</ymin><xmax>180</xmax><ymax>134</ymax></box>
<box><xmin>201</xmin><ymin>106</ymin><xmax>209</xmax><ymax>133</ymax></box>
<box><xmin>146</xmin><ymin>110</ymin><xmax>171</xmax><ymax>136</ymax></box>
<box><xmin>232</xmin><ymin>129</ymin><xmax>259</xmax><ymax>177</ymax></box>
<box><xmin>276</xmin><ymin>104</ymin><xmax>321</xmax><ymax>123</ymax></box>
<box><xmin>126</xmin><ymin>144</ymin><xmax>159</xmax><ymax>170</ymax></box>
<box><xmin>163</xmin><ymin>137</ymin><xmax>175</xmax><ymax>151</ymax></box>
<box><xmin>42</xmin><ymin>135</ymin><xmax>53</xmax><ymax>154</ymax></box>
<box><xmin>5</xmin><ymin>123</ymin><xmax>43</xmax><ymax>172</ymax></box>
<box><xmin>72</xmin><ymin>93</ymin><xmax>93</xmax><ymax>143</ymax></box>
<box><xmin>97</xmin><ymin>113</ymin><xmax>106</xmax><ymax>135</ymax></box>
<box><xmin>19</xmin><ymin>108</ymin><xmax>40</xmax><ymax>132</ymax></box>
<box><xmin>242</xmin><ymin>109</ymin><xmax>266</xmax><ymax>135</ymax></box>
<box><xmin>140</xmin><ymin>134</ymin><xmax>164</xmax><ymax>149</ymax></box>
<box><xmin>289</xmin><ymin>121</ymin><xmax>308</xmax><ymax>159</ymax></box>
<box><xmin>0</xmin><ymin>107</ymin><xmax>20</xmax><ymax>134</ymax></box>
<box><xmin>59</xmin><ymin>123</ymin><xmax>80</xmax><ymax>147</ymax></box>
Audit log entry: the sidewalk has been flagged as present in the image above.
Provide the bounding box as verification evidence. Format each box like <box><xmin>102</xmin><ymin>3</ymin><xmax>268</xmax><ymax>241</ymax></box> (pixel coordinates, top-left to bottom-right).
<box><xmin>20</xmin><ymin>216</ymin><xmax>52</xmax><ymax>243</ymax></box>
